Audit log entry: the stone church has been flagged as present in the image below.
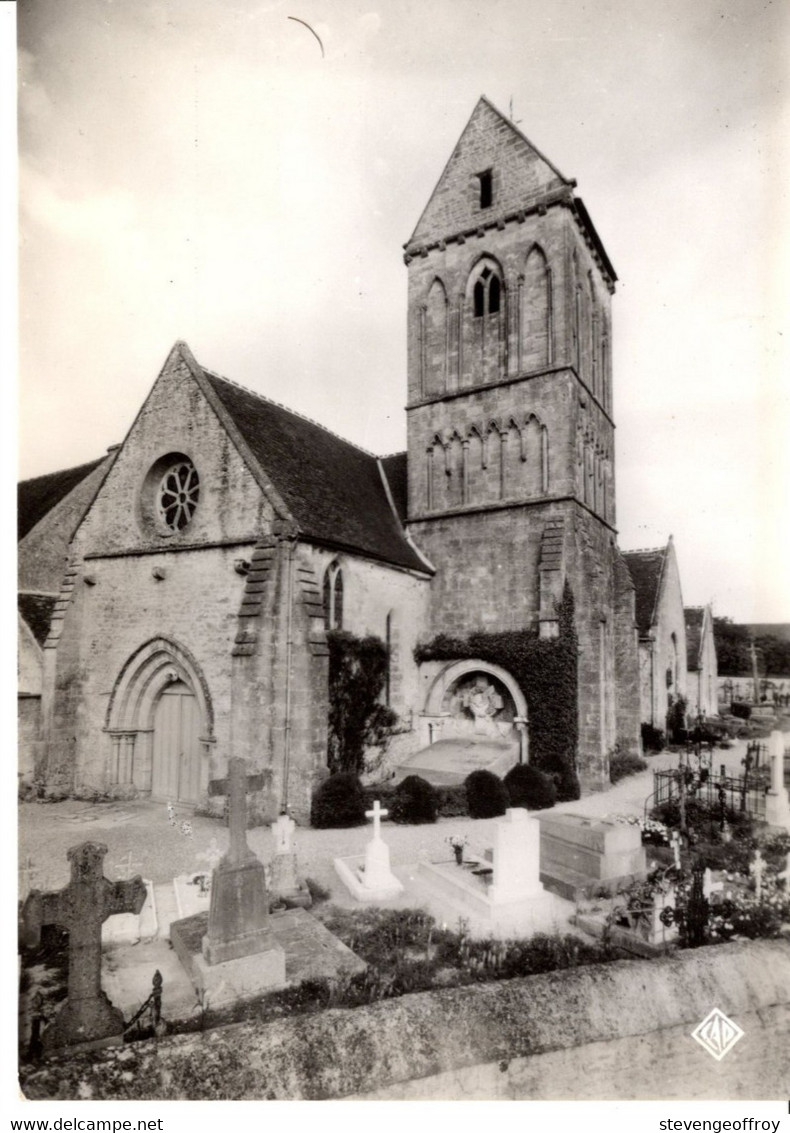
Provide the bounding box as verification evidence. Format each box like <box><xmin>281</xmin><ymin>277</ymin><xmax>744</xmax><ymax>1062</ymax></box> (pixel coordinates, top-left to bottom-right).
<box><xmin>18</xmin><ymin>97</ymin><xmax>645</xmax><ymax>821</ymax></box>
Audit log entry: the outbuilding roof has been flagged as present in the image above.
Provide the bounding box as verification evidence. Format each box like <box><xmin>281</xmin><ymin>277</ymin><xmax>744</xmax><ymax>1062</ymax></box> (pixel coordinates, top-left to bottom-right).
<box><xmin>622</xmin><ymin>546</ymin><xmax>668</xmax><ymax>637</ymax></box>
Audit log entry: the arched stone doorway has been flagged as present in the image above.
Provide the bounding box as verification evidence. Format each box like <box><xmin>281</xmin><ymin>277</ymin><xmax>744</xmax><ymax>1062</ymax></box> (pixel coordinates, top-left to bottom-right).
<box><xmin>105</xmin><ymin>638</ymin><xmax>214</xmax><ymax>803</ymax></box>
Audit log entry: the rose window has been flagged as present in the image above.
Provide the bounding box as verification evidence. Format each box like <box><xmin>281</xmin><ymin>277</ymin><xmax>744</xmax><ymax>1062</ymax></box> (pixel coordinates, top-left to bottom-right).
<box><xmin>157</xmin><ymin>460</ymin><xmax>200</xmax><ymax>531</ymax></box>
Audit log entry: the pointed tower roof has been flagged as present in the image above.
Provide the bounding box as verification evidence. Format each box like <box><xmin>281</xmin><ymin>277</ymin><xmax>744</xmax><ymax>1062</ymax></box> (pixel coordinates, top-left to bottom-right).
<box><xmin>405</xmin><ymin>96</ymin><xmax>616</xmax><ymax>285</ymax></box>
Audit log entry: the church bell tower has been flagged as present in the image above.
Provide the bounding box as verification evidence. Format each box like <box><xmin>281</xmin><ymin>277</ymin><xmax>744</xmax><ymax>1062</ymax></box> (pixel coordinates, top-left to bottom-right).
<box><xmin>403</xmin><ymin>96</ymin><xmax>630</xmax><ymax>789</ymax></box>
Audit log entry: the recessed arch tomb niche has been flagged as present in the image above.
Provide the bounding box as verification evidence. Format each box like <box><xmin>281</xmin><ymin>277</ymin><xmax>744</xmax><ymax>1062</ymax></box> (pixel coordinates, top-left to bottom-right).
<box><xmin>421</xmin><ymin>660</ymin><xmax>527</xmax><ymax>758</ymax></box>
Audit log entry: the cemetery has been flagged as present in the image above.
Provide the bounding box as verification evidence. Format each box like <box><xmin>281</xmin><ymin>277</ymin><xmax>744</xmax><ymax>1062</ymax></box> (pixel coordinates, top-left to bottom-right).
<box><xmin>17</xmin><ymin>727</ymin><xmax>790</xmax><ymax>1100</ymax></box>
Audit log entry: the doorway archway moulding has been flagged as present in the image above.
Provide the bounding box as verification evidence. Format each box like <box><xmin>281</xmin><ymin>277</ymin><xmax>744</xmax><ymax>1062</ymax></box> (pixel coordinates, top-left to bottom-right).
<box><xmin>104</xmin><ymin>637</ymin><xmax>215</xmax><ymax>792</ymax></box>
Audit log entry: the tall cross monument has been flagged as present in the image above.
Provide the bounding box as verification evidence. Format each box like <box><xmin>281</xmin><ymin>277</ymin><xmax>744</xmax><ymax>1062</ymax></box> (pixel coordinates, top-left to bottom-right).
<box><xmin>21</xmin><ymin>842</ymin><xmax>147</xmax><ymax>1053</ymax></box>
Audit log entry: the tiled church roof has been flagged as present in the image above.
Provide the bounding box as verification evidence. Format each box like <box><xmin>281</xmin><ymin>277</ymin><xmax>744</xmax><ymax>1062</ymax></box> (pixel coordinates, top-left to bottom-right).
<box><xmin>622</xmin><ymin>546</ymin><xmax>667</xmax><ymax>637</ymax></box>
<box><xmin>684</xmin><ymin>606</ymin><xmax>705</xmax><ymax>671</ymax></box>
<box><xmin>18</xmin><ymin>593</ymin><xmax>59</xmax><ymax>647</ymax></box>
<box><xmin>18</xmin><ymin>457</ymin><xmax>106</xmax><ymax>540</ymax></box>
<box><xmin>203</xmin><ymin>371</ymin><xmax>428</xmax><ymax>573</ymax></box>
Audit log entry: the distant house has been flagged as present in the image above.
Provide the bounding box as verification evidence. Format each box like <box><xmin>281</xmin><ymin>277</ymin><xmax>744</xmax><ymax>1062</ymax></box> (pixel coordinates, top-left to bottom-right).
<box><xmin>623</xmin><ymin>537</ymin><xmax>687</xmax><ymax>731</ymax></box>
<box><xmin>684</xmin><ymin>605</ymin><xmax>718</xmax><ymax>718</ymax></box>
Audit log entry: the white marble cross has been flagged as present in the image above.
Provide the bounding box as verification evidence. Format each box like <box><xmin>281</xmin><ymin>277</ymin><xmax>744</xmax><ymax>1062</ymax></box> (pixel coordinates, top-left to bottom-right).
<box><xmin>196</xmin><ymin>837</ymin><xmax>224</xmax><ymax>872</ymax></box>
<box><xmin>670</xmin><ymin>831</ymin><xmax>682</xmax><ymax>870</ymax></box>
<box><xmin>702</xmin><ymin>868</ymin><xmax>724</xmax><ymax>901</ymax></box>
<box><xmin>19</xmin><ymin>856</ymin><xmax>41</xmax><ymax>899</ymax></box>
<box><xmin>113</xmin><ymin>850</ymin><xmax>144</xmax><ymax>882</ymax></box>
<box><xmin>750</xmin><ymin>850</ymin><xmax>766</xmax><ymax>899</ymax></box>
<box><xmin>272</xmin><ymin>813</ymin><xmax>296</xmax><ymax>856</ymax></box>
<box><xmin>365</xmin><ymin>800</ymin><xmax>388</xmax><ymax>840</ymax></box>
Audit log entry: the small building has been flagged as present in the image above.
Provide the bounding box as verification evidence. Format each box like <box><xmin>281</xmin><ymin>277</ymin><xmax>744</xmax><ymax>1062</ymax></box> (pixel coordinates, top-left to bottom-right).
<box><xmin>623</xmin><ymin>538</ymin><xmax>687</xmax><ymax>732</ymax></box>
<box><xmin>684</xmin><ymin>605</ymin><xmax>718</xmax><ymax>719</ymax></box>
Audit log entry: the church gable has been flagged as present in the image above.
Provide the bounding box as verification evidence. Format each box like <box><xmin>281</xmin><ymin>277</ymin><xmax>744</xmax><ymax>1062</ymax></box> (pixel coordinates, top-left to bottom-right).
<box><xmin>408</xmin><ymin>96</ymin><xmax>571</xmax><ymax>248</ymax></box>
<box><xmin>73</xmin><ymin>344</ymin><xmax>278</xmax><ymax>556</ymax></box>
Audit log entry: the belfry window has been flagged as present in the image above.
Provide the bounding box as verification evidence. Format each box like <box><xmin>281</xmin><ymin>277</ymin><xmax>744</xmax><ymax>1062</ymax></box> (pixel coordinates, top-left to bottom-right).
<box><xmin>322</xmin><ymin>562</ymin><xmax>344</xmax><ymax>630</ymax></box>
<box><xmin>472</xmin><ymin>266</ymin><xmax>502</xmax><ymax>318</ymax></box>
<box><xmin>477</xmin><ymin>169</ymin><xmax>493</xmax><ymax>208</ymax></box>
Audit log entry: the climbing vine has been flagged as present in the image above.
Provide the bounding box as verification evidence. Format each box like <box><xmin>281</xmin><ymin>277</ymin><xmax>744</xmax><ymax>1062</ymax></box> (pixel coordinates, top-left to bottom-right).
<box><xmin>326</xmin><ymin>631</ymin><xmax>397</xmax><ymax>777</ymax></box>
<box><xmin>414</xmin><ymin>584</ymin><xmax>580</xmax><ymax>801</ymax></box>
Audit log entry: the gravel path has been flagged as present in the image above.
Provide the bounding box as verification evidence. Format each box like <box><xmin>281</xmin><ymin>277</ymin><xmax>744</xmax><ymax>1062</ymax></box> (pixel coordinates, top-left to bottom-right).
<box><xmin>16</xmin><ymin>733</ymin><xmax>774</xmax><ymax>905</ymax></box>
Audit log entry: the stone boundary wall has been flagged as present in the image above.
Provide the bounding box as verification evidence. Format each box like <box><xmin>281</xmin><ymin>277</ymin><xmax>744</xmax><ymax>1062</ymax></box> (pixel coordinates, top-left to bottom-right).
<box><xmin>21</xmin><ymin>939</ymin><xmax>790</xmax><ymax>1101</ymax></box>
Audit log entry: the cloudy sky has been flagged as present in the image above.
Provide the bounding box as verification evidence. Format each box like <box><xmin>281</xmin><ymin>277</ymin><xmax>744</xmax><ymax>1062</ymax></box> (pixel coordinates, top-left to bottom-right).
<box><xmin>15</xmin><ymin>0</ymin><xmax>790</xmax><ymax>621</ymax></box>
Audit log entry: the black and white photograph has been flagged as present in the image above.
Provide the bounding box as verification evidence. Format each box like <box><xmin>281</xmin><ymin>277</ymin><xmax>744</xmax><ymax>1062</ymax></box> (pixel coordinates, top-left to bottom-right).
<box><xmin>11</xmin><ymin>0</ymin><xmax>790</xmax><ymax>1113</ymax></box>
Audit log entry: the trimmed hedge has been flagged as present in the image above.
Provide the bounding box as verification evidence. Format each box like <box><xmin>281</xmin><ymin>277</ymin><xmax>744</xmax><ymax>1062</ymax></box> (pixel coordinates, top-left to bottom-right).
<box><xmin>310</xmin><ymin>772</ymin><xmax>367</xmax><ymax>828</ymax></box>
<box><xmin>363</xmin><ymin>782</ymin><xmax>467</xmax><ymax>820</ymax></box>
<box><xmin>390</xmin><ymin>775</ymin><xmax>438</xmax><ymax>825</ymax></box>
<box><xmin>504</xmin><ymin>763</ymin><xmax>557</xmax><ymax>810</ymax></box>
<box><xmin>465</xmin><ymin>769</ymin><xmax>509</xmax><ymax>819</ymax></box>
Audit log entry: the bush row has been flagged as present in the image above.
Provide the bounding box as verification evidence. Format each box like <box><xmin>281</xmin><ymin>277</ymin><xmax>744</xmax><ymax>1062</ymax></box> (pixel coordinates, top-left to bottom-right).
<box><xmin>311</xmin><ymin>764</ymin><xmax>557</xmax><ymax>828</ymax></box>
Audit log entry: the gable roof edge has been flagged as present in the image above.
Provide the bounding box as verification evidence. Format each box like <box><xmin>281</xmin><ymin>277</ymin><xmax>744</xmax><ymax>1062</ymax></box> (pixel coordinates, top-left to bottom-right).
<box><xmin>405</xmin><ymin>95</ymin><xmax>572</xmax><ymax>248</ymax></box>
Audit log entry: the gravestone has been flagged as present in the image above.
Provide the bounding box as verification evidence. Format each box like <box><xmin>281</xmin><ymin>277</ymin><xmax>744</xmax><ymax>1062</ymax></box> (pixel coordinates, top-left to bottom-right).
<box><xmin>169</xmin><ymin>757</ymin><xmax>285</xmax><ymax>1005</ymax></box>
<box><xmin>334</xmin><ymin>800</ymin><xmax>404</xmax><ymax>900</ymax></box>
<box><xmin>417</xmin><ymin>808</ymin><xmax>560</xmax><ymax>935</ymax></box>
<box><xmin>536</xmin><ymin>812</ymin><xmax>647</xmax><ymax>899</ymax></box>
<box><xmin>21</xmin><ymin>842</ymin><xmax>147</xmax><ymax>1054</ymax></box>
<box><xmin>489</xmin><ymin>808</ymin><xmax>546</xmax><ymax>904</ymax></box>
<box><xmin>765</xmin><ymin>731</ymin><xmax>790</xmax><ymax>830</ymax></box>
<box><xmin>269</xmin><ymin>814</ymin><xmax>312</xmax><ymax>909</ymax></box>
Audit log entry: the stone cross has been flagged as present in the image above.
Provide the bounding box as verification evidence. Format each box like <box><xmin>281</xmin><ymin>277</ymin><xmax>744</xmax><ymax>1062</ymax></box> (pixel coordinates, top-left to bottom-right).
<box><xmin>365</xmin><ymin>800</ymin><xmax>388</xmax><ymax>840</ymax></box>
<box><xmin>21</xmin><ymin>842</ymin><xmax>147</xmax><ymax>1053</ymax></box>
<box><xmin>749</xmin><ymin>850</ymin><xmax>766</xmax><ymax>899</ymax></box>
<box><xmin>208</xmin><ymin>757</ymin><xmax>265</xmax><ymax>866</ymax></box>
<box><xmin>670</xmin><ymin>831</ymin><xmax>682</xmax><ymax>870</ymax></box>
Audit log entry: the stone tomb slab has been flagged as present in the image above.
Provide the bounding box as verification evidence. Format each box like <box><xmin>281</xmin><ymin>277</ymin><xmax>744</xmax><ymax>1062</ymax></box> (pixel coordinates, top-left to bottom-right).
<box><xmin>537</xmin><ymin>812</ymin><xmax>647</xmax><ymax>900</ymax></box>
<box><xmin>417</xmin><ymin>858</ymin><xmax>564</xmax><ymax>937</ymax></box>
<box><xmin>170</xmin><ymin>908</ymin><xmax>365</xmax><ymax>1008</ymax></box>
<box><xmin>101</xmin><ymin>880</ymin><xmax>158</xmax><ymax>946</ymax></box>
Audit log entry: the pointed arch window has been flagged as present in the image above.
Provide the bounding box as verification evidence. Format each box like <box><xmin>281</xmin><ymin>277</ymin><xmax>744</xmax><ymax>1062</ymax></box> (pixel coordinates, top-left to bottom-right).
<box><xmin>322</xmin><ymin>561</ymin><xmax>344</xmax><ymax>630</ymax></box>
<box><xmin>472</xmin><ymin>266</ymin><xmax>502</xmax><ymax>318</ymax></box>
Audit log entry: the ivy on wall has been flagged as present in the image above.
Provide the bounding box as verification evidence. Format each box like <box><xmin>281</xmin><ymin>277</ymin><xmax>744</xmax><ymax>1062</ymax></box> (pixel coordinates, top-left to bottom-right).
<box><xmin>327</xmin><ymin>631</ymin><xmax>397</xmax><ymax>777</ymax></box>
<box><xmin>414</xmin><ymin>584</ymin><xmax>580</xmax><ymax>801</ymax></box>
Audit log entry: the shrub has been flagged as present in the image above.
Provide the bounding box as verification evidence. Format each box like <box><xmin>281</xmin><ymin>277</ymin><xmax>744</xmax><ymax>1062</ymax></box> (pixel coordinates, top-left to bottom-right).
<box><xmin>609</xmin><ymin>750</ymin><xmax>648</xmax><ymax>784</ymax></box>
<box><xmin>310</xmin><ymin>772</ymin><xmax>367</xmax><ymax>828</ymax></box>
<box><xmin>731</xmin><ymin>702</ymin><xmax>752</xmax><ymax>720</ymax></box>
<box><xmin>641</xmin><ymin>723</ymin><xmax>665</xmax><ymax>753</ymax></box>
<box><xmin>465</xmin><ymin>769</ymin><xmax>509</xmax><ymax>819</ymax></box>
<box><xmin>390</xmin><ymin>775</ymin><xmax>438</xmax><ymax>824</ymax></box>
<box><xmin>666</xmin><ymin>696</ymin><xmax>688</xmax><ymax>743</ymax></box>
<box><xmin>503</xmin><ymin>763</ymin><xmax>557</xmax><ymax>810</ymax></box>
<box><xmin>434</xmin><ymin>784</ymin><xmax>468</xmax><ymax>817</ymax></box>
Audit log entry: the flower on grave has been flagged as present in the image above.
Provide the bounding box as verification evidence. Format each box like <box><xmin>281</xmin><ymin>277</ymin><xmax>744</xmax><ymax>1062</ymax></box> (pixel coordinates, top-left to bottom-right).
<box><xmin>446</xmin><ymin>835</ymin><xmax>468</xmax><ymax>851</ymax></box>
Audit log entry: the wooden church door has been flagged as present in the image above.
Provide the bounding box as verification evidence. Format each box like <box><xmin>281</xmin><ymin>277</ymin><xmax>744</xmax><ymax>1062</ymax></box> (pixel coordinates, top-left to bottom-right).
<box><xmin>151</xmin><ymin>680</ymin><xmax>202</xmax><ymax>803</ymax></box>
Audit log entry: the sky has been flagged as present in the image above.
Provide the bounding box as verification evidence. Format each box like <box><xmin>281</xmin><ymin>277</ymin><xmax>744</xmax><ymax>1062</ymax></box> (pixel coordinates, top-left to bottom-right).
<box><xmin>14</xmin><ymin>0</ymin><xmax>790</xmax><ymax>622</ymax></box>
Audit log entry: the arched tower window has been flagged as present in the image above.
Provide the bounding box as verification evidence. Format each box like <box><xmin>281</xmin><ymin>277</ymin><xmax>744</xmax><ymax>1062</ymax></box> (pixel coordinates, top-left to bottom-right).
<box><xmin>473</xmin><ymin>266</ymin><xmax>501</xmax><ymax>317</ymax></box>
<box><xmin>464</xmin><ymin>258</ymin><xmax>506</xmax><ymax>387</ymax></box>
<box><xmin>422</xmin><ymin>278</ymin><xmax>449</xmax><ymax>397</ymax></box>
<box><xmin>322</xmin><ymin>561</ymin><xmax>344</xmax><ymax>630</ymax></box>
